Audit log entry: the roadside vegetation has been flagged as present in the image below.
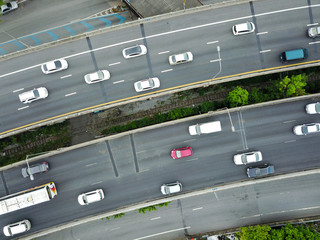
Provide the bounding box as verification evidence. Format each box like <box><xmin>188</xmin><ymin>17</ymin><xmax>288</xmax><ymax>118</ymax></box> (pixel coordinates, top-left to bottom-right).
<box><xmin>1</xmin><ymin>66</ymin><xmax>320</xmax><ymax>167</ymax></box>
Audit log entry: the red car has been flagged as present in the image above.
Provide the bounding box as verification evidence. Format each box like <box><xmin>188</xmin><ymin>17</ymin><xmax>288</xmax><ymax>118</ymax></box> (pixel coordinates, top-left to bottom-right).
<box><xmin>171</xmin><ymin>146</ymin><xmax>193</xmax><ymax>159</ymax></box>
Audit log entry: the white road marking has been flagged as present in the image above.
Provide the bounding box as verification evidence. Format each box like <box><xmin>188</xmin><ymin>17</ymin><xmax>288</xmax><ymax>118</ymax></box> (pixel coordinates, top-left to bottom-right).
<box><xmin>210</xmin><ymin>58</ymin><xmax>221</xmax><ymax>63</ymax></box>
<box><xmin>1</xmin><ymin>4</ymin><xmax>320</xmax><ymax>79</ymax></box>
<box><xmin>109</xmin><ymin>62</ymin><xmax>121</xmax><ymax>66</ymax></box>
<box><xmin>86</xmin><ymin>163</ymin><xmax>97</xmax><ymax>167</ymax></box>
<box><xmin>65</xmin><ymin>92</ymin><xmax>77</xmax><ymax>97</ymax></box>
<box><xmin>150</xmin><ymin>217</ymin><xmax>161</xmax><ymax>221</ymax></box>
<box><xmin>136</xmin><ymin>150</ymin><xmax>146</xmax><ymax>154</ymax></box>
<box><xmin>241</xmin><ymin>214</ymin><xmax>260</xmax><ymax>219</ymax></box>
<box><xmin>256</xmin><ymin>32</ymin><xmax>268</xmax><ymax>35</ymax></box>
<box><xmin>283</xmin><ymin>120</ymin><xmax>296</xmax><ymax>124</ymax></box>
<box><xmin>110</xmin><ymin>227</ymin><xmax>120</xmax><ymax>231</ymax></box>
<box><xmin>307</xmin><ymin>23</ymin><xmax>319</xmax><ymax>26</ymax></box>
<box><xmin>13</xmin><ymin>88</ymin><xmax>24</xmax><ymax>93</ymax></box>
<box><xmin>309</xmin><ymin>41</ymin><xmax>320</xmax><ymax>45</ymax></box>
<box><xmin>284</xmin><ymin>140</ymin><xmax>296</xmax><ymax>143</ymax></box>
<box><xmin>113</xmin><ymin>80</ymin><xmax>125</xmax><ymax>84</ymax></box>
<box><xmin>207</xmin><ymin>40</ymin><xmax>219</xmax><ymax>44</ymax></box>
<box><xmin>192</xmin><ymin>207</ymin><xmax>203</xmax><ymax>211</ymax></box>
<box><xmin>186</xmin><ymin>158</ymin><xmax>198</xmax><ymax>162</ymax></box>
<box><xmin>60</xmin><ymin>74</ymin><xmax>72</xmax><ymax>79</ymax></box>
<box><xmin>183</xmin><ymin>139</ymin><xmax>197</xmax><ymax>143</ymax></box>
<box><xmin>213</xmin><ymin>191</ymin><xmax>219</xmax><ymax>200</ymax></box>
<box><xmin>140</xmin><ymin>168</ymin><xmax>150</xmax><ymax>173</ymax></box>
<box><xmin>161</xmin><ymin>69</ymin><xmax>173</xmax><ymax>73</ymax></box>
<box><xmin>18</xmin><ymin>106</ymin><xmax>29</xmax><ymax>110</ymax></box>
<box><xmin>158</xmin><ymin>50</ymin><xmax>170</xmax><ymax>55</ymax></box>
<box><xmin>133</xmin><ymin>227</ymin><xmax>191</xmax><ymax>240</ymax></box>
<box><xmin>91</xmin><ymin>181</ymin><xmax>102</xmax><ymax>185</ymax></box>
<box><xmin>260</xmin><ymin>49</ymin><xmax>271</xmax><ymax>53</ymax></box>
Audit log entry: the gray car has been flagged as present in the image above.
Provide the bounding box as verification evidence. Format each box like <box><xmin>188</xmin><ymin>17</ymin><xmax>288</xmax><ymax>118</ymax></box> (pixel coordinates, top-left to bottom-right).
<box><xmin>21</xmin><ymin>162</ymin><xmax>49</xmax><ymax>178</ymax></box>
<box><xmin>247</xmin><ymin>164</ymin><xmax>275</xmax><ymax>178</ymax></box>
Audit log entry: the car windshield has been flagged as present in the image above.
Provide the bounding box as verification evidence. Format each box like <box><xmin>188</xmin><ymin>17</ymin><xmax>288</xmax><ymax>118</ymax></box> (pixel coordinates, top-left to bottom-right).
<box><xmin>241</xmin><ymin>154</ymin><xmax>248</xmax><ymax>164</ymax></box>
<box><xmin>33</xmin><ymin>90</ymin><xmax>40</xmax><ymax>98</ymax></box>
<box><xmin>126</xmin><ymin>46</ymin><xmax>141</xmax><ymax>56</ymax></box>
<box><xmin>53</xmin><ymin>60</ymin><xmax>62</xmax><ymax>68</ymax></box>
<box><xmin>315</xmin><ymin>103</ymin><xmax>320</xmax><ymax>113</ymax></box>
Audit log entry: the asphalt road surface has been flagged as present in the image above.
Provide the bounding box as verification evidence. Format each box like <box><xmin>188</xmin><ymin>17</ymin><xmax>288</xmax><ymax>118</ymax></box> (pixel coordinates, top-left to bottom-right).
<box><xmin>0</xmin><ymin>0</ymin><xmax>319</xmax><ymax>136</ymax></box>
<box><xmin>0</xmin><ymin>97</ymin><xmax>320</xmax><ymax>239</ymax></box>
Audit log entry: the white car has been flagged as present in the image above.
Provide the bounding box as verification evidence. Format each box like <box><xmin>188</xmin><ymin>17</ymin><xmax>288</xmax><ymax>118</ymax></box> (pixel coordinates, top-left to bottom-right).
<box><xmin>306</xmin><ymin>102</ymin><xmax>320</xmax><ymax>114</ymax></box>
<box><xmin>134</xmin><ymin>77</ymin><xmax>160</xmax><ymax>92</ymax></box>
<box><xmin>161</xmin><ymin>181</ymin><xmax>182</xmax><ymax>195</ymax></box>
<box><xmin>41</xmin><ymin>59</ymin><xmax>68</xmax><ymax>74</ymax></box>
<box><xmin>188</xmin><ymin>121</ymin><xmax>221</xmax><ymax>135</ymax></box>
<box><xmin>84</xmin><ymin>70</ymin><xmax>110</xmax><ymax>84</ymax></box>
<box><xmin>169</xmin><ymin>52</ymin><xmax>193</xmax><ymax>65</ymax></box>
<box><xmin>3</xmin><ymin>219</ymin><xmax>31</xmax><ymax>237</ymax></box>
<box><xmin>308</xmin><ymin>27</ymin><xmax>320</xmax><ymax>38</ymax></box>
<box><xmin>0</xmin><ymin>1</ymin><xmax>18</xmax><ymax>15</ymax></box>
<box><xmin>293</xmin><ymin>123</ymin><xmax>320</xmax><ymax>135</ymax></box>
<box><xmin>233</xmin><ymin>151</ymin><xmax>262</xmax><ymax>165</ymax></box>
<box><xmin>78</xmin><ymin>189</ymin><xmax>104</xmax><ymax>205</ymax></box>
<box><xmin>122</xmin><ymin>45</ymin><xmax>147</xmax><ymax>59</ymax></box>
<box><xmin>232</xmin><ymin>22</ymin><xmax>255</xmax><ymax>35</ymax></box>
<box><xmin>19</xmin><ymin>87</ymin><xmax>48</xmax><ymax>104</ymax></box>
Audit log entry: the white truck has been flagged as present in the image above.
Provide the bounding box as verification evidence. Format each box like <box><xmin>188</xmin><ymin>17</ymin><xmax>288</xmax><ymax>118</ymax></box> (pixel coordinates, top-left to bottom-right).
<box><xmin>188</xmin><ymin>121</ymin><xmax>221</xmax><ymax>135</ymax></box>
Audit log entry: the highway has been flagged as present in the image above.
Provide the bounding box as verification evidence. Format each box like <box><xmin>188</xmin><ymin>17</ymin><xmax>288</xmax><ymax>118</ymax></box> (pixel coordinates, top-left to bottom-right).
<box><xmin>0</xmin><ymin>0</ymin><xmax>319</xmax><ymax>136</ymax></box>
<box><xmin>0</xmin><ymin>96</ymin><xmax>320</xmax><ymax>239</ymax></box>
<box><xmin>39</xmin><ymin>172</ymin><xmax>320</xmax><ymax>240</ymax></box>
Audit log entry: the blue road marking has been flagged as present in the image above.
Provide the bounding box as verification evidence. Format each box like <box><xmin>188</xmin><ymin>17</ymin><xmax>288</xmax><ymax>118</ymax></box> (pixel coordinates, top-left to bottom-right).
<box><xmin>114</xmin><ymin>14</ymin><xmax>126</xmax><ymax>24</ymax></box>
<box><xmin>99</xmin><ymin>17</ymin><xmax>112</xmax><ymax>27</ymax></box>
<box><xmin>80</xmin><ymin>21</ymin><xmax>94</xmax><ymax>31</ymax></box>
<box><xmin>64</xmin><ymin>26</ymin><xmax>77</xmax><ymax>36</ymax></box>
<box><xmin>12</xmin><ymin>40</ymin><xmax>25</xmax><ymax>50</ymax></box>
<box><xmin>46</xmin><ymin>31</ymin><xmax>59</xmax><ymax>41</ymax></box>
<box><xmin>29</xmin><ymin>35</ymin><xmax>42</xmax><ymax>45</ymax></box>
<box><xmin>0</xmin><ymin>48</ymin><xmax>6</xmax><ymax>55</ymax></box>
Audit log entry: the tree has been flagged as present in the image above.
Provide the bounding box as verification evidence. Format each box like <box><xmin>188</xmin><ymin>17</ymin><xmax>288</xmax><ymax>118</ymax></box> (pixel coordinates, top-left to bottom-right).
<box><xmin>237</xmin><ymin>225</ymin><xmax>271</xmax><ymax>240</ymax></box>
<box><xmin>226</xmin><ymin>86</ymin><xmax>249</xmax><ymax>107</ymax></box>
<box><xmin>277</xmin><ymin>74</ymin><xmax>307</xmax><ymax>97</ymax></box>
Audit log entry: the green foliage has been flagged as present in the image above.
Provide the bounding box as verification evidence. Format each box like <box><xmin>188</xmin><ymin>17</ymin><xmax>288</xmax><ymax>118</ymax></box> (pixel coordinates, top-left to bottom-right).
<box><xmin>138</xmin><ymin>202</ymin><xmax>171</xmax><ymax>214</ymax></box>
<box><xmin>238</xmin><ymin>223</ymin><xmax>320</xmax><ymax>240</ymax></box>
<box><xmin>277</xmin><ymin>74</ymin><xmax>307</xmax><ymax>97</ymax></box>
<box><xmin>200</xmin><ymin>102</ymin><xmax>215</xmax><ymax>113</ymax></box>
<box><xmin>113</xmin><ymin>213</ymin><xmax>125</xmax><ymax>219</ymax></box>
<box><xmin>226</xmin><ymin>86</ymin><xmax>249</xmax><ymax>107</ymax></box>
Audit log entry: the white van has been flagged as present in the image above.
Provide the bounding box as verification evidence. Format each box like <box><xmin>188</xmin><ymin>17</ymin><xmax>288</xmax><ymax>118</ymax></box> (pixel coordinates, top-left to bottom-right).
<box><xmin>189</xmin><ymin>121</ymin><xmax>222</xmax><ymax>135</ymax></box>
<box><xmin>3</xmin><ymin>219</ymin><xmax>31</xmax><ymax>237</ymax></box>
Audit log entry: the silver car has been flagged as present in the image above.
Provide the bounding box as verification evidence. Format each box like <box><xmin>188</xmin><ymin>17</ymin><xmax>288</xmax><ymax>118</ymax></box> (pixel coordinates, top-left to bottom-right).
<box><xmin>134</xmin><ymin>77</ymin><xmax>160</xmax><ymax>92</ymax></box>
<box><xmin>247</xmin><ymin>164</ymin><xmax>275</xmax><ymax>178</ymax></box>
<box><xmin>84</xmin><ymin>70</ymin><xmax>110</xmax><ymax>84</ymax></box>
<box><xmin>169</xmin><ymin>52</ymin><xmax>193</xmax><ymax>65</ymax></box>
<box><xmin>161</xmin><ymin>181</ymin><xmax>182</xmax><ymax>195</ymax></box>
<box><xmin>41</xmin><ymin>59</ymin><xmax>68</xmax><ymax>74</ymax></box>
<box><xmin>232</xmin><ymin>22</ymin><xmax>255</xmax><ymax>35</ymax></box>
<box><xmin>233</xmin><ymin>151</ymin><xmax>262</xmax><ymax>165</ymax></box>
<box><xmin>21</xmin><ymin>162</ymin><xmax>49</xmax><ymax>178</ymax></box>
<box><xmin>0</xmin><ymin>1</ymin><xmax>18</xmax><ymax>15</ymax></box>
<box><xmin>122</xmin><ymin>45</ymin><xmax>147</xmax><ymax>59</ymax></box>
<box><xmin>78</xmin><ymin>189</ymin><xmax>104</xmax><ymax>205</ymax></box>
<box><xmin>308</xmin><ymin>27</ymin><xmax>320</xmax><ymax>38</ymax></box>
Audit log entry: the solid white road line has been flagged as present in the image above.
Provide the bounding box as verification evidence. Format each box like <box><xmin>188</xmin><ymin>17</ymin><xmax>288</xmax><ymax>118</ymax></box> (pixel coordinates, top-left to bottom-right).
<box><xmin>260</xmin><ymin>49</ymin><xmax>271</xmax><ymax>53</ymax></box>
<box><xmin>60</xmin><ymin>74</ymin><xmax>72</xmax><ymax>79</ymax></box>
<box><xmin>207</xmin><ymin>40</ymin><xmax>219</xmax><ymax>44</ymax></box>
<box><xmin>18</xmin><ymin>106</ymin><xmax>29</xmax><ymax>110</ymax></box>
<box><xmin>113</xmin><ymin>80</ymin><xmax>125</xmax><ymax>84</ymax></box>
<box><xmin>13</xmin><ymin>88</ymin><xmax>24</xmax><ymax>93</ymax></box>
<box><xmin>158</xmin><ymin>50</ymin><xmax>170</xmax><ymax>55</ymax></box>
<box><xmin>307</xmin><ymin>23</ymin><xmax>319</xmax><ymax>27</ymax></box>
<box><xmin>109</xmin><ymin>62</ymin><xmax>121</xmax><ymax>66</ymax></box>
<box><xmin>161</xmin><ymin>69</ymin><xmax>173</xmax><ymax>73</ymax></box>
<box><xmin>256</xmin><ymin>32</ymin><xmax>268</xmax><ymax>35</ymax></box>
<box><xmin>133</xmin><ymin>227</ymin><xmax>191</xmax><ymax>240</ymax></box>
<box><xmin>150</xmin><ymin>217</ymin><xmax>161</xmax><ymax>221</ymax></box>
<box><xmin>65</xmin><ymin>92</ymin><xmax>77</xmax><ymax>97</ymax></box>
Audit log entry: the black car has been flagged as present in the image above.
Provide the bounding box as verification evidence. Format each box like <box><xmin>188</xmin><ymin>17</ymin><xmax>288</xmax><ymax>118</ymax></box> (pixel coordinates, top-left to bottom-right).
<box><xmin>247</xmin><ymin>164</ymin><xmax>275</xmax><ymax>178</ymax></box>
<box><xmin>21</xmin><ymin>162</ymin><xmax>49</xmax><ymax>178</ymax></box>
